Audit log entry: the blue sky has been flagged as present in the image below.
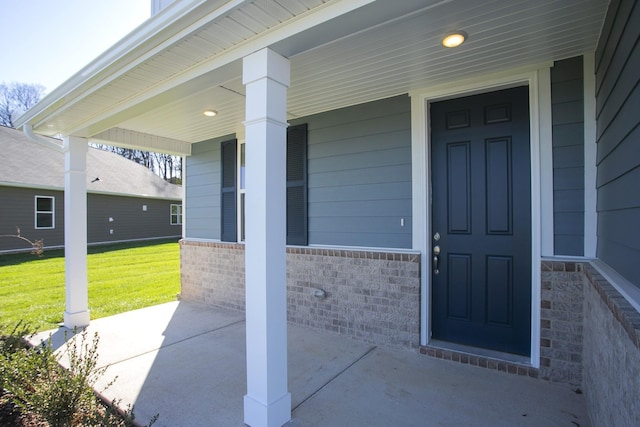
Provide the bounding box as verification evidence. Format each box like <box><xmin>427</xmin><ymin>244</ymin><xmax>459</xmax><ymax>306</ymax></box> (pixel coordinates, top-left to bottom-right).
<box><xmin>0</xmin><ymin>0</ymin><xmax>149</xmax><ymax>94</ymax></box>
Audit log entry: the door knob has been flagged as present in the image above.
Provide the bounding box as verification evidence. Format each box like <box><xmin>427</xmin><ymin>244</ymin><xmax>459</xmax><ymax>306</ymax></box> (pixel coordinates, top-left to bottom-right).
<box><xmin>433</xmin><ymin>245</ymin><xmax>440</xmax><ymax>275</ymax></box>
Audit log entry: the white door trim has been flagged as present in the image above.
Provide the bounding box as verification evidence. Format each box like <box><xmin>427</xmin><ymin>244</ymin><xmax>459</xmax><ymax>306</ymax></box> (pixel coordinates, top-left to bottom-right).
<box><xmin>410</xmin><ymin>63</ymin><xmax>552</xmax><ymax>367</ymax></box>
<box><xmin>583</xmin><ymin>53</ymin><xmax>598</xmax><ymax>258</ymax></box>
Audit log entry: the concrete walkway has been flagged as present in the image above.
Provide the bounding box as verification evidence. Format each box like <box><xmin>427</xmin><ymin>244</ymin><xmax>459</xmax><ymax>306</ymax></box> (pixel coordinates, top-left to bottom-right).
<box><xmin>31</xmin><ymin>301</ymin><xmax>591</xmax><ymax>427</ymax></box>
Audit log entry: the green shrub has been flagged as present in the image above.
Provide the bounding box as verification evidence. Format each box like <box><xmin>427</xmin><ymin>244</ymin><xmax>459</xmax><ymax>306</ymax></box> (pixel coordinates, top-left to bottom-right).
<box><xmin>0</xmin><ymin>326</ymin><xmax>157</xmax><ymax>426</ymax></box>
<box><xmin>82</xmin><ymin>399</ymin><xmax>159</xmax><ymax>427</ymax></box>
<box><xmin>0</xmin><ymin>321</ymin><xmax>34</xmax><ymax>391</ymax></box>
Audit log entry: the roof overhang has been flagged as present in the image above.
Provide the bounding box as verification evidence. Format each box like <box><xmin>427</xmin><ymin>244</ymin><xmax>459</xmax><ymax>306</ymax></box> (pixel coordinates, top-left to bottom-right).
<box><xmin>14</xmin><ymin>0</ymin><xmax>609</xmax><ymax>153</ymax></box>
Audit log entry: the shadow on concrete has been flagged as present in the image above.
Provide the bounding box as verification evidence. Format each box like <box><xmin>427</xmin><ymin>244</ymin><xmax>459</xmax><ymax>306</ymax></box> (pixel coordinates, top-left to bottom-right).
<box><xmin>31</xmin><ymin>301</ymin><xmax>592</xmax><ymax>427</ymax></box>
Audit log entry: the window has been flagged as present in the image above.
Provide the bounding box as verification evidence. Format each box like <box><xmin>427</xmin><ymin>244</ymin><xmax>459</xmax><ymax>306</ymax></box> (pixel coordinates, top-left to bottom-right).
<box><xmin>221</xmin><ymin>124</ymin><xmax>307</xmax><ymax>245</ymax></box>
<box><xmin>170</xmin><ymin>204</ymin><xmax>182</xmax><ymax>225</ymax></box>
<box><xmin>35</xmin><ymin>196</ymin><xmax>54</xmax><ymax>229</ymax></box>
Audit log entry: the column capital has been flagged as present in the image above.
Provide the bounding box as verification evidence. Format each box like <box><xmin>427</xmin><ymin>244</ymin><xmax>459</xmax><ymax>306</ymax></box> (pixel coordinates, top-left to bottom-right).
<box><xmin>242</xmin><ymin>48</ymin><xmax>290</xmax><ymax>87</ymax></box>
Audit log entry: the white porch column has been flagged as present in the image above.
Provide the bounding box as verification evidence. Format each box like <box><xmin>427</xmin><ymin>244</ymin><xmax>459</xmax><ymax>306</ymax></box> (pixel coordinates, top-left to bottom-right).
<box><xmin>63</xmin><ymin>136</ymin><xmax>90</xmax><ymax>328</ymax></box>
<box><xmin>242</xmin><ymin>48</ymin><xmax>291</xmax><ymax>427</ymax></box>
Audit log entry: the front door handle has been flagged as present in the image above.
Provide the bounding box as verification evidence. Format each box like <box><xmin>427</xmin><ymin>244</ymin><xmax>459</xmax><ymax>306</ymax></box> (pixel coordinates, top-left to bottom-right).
<box><xmin>433</xmin><ymin>245</ymin><xmax>440</xmax><ymax>275</ymax></box>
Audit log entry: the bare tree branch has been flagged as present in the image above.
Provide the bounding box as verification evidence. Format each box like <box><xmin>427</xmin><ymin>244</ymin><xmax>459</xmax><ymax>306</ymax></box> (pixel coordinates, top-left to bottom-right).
<box><xmin>0</xmin><ymin>82</ymin><xmax>45</xmax><ymax>127</ymax></box>
<box><xmin>0</xmin><ymin>227</ymin><xmax>44</xmax><ymax>256</ymax></box>
<box><xmin>90</xmin><ymin>143</ymin><xmax>182</xmax><ymax>184</ymax></box>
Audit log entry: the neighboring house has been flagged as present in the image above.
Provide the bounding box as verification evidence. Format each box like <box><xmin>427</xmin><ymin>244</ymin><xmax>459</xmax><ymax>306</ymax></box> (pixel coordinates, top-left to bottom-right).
<box><xmin>0</xmin><ymin>125</ymin><xmax>182</xmax><ymax>253</ymax></box>
<box><xmin>13</xmin><ymin>1</ymin><xmax>640</xmax><ymax>426</ymax></box>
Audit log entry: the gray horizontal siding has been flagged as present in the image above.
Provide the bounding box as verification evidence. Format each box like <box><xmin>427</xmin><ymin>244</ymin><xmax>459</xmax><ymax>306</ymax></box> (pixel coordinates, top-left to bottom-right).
<box><xmin>595</xmin><ymin>0</ymin><xmax>640</xmax><ymax>129</ymax></box>
<box><xmin>551</xmin><ymin>56</ymin><xmax>585</xmax><ymax>256</ymax></box>
<box><xmin>0</xmin><ymin>186</ymin><xmax>180</xmax><ymax>252</ymax></box>
<box><xmin>596</xmin><ymin>166</ymin><xmax>640</xmax><ymax>211</ymax></box>
<box><xmin>87</xmin><ymin>195</ymin><xmax>180</xmax><ymax>243</ymax></box>
<box><xmin>184</xmin><ymin>96</ymin><xmax>412</xmax><ymax>249</ymax></box>
<box><xmin>291</xmin><ymin>94</ymin><xmax>412</xmax><ymax>249</ymax></box>
<box><xmin>184</xmin><ymin>135</ymin><xmax>231</xmax><ymax>240</ymax></box>
<box><xmin>596</xmin><ymin>124</ymin><xmax>640</xmax><ymax>186</ymax></box>
<box><xmin>0</xmin><ymin>187</ymin><xmax>64</xmax><ymax>251</ymax></box>
<box><xmin>595</xmin><ymin>0</ymin><xmax>640</xmax><ymax>287</ymax></box>
<box><xmin>308</xmin><ymin>164</ymin><xmax>411</xmax><ymax>187</ymax></box>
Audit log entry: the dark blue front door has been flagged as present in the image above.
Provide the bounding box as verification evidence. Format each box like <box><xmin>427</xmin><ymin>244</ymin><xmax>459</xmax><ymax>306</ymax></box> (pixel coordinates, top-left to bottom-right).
<box><xmin>431</xmin><ymin>86</ymin><xmax>532</xmax><ymax>356</ymax></box>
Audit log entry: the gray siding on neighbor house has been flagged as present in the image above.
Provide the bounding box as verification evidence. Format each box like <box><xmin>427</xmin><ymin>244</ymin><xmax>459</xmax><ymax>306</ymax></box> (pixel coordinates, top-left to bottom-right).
<box><xmin>87</xmin><ymin>194</ymin><xmax>180</xmax><ymax>243</ymax></box>
<box><xmin>0</xmin><ymin>187</ymin><xmax>180</xmax><ymax>252</ymax></box>
<box><xmin>0</xmin><ymin>187</ymin><xmax>64</xmax><ymax>251</ymax></box>
<box><xmin>595</xmin><ymin>0</ymin><xmax>640</xmax><ymax>287</ymax></box>
<box><xmin>291</xmin><ymin>95</ymin><xmax>412</xmax><ymax>249</ymax></box>
<box><xmin>184</xmin><ymin>135</ymin><xmax>231</xmax><ymax>240</ymax></box>
<box><xmin>551</xmin><ymin>56</ymin><xmax>585</xmax><ymax>256</ymax></box>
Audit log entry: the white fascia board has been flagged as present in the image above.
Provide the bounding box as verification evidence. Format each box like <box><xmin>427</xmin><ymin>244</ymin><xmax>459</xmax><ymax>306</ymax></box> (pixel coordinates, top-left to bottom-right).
<box><xmin>73</xmin><ymin>0</ymin><xmax>375</xmax><ymax>138</ymax></box>
<box><xmin>16</xmin><ymin>0</ymin><xmax>374</xmax><ymax>137</ymax></box>
<box><xmin>14</xmin><ymin>0</ymin><xmax>230</xmax><ymax>129</ymax></box>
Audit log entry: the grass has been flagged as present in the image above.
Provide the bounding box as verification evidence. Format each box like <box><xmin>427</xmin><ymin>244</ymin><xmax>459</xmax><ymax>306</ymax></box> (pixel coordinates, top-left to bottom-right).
<box><xmin>0</xmin><ymin>239</ymin><xmax>180</xmax><ymax>335</ymax></box>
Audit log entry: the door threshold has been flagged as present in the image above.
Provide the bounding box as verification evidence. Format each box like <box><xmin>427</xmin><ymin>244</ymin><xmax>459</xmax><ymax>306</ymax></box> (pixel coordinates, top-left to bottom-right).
<box><xmin>420</xmin><ymin>340</ymin><xmax>539</xmax><ymax>378</ymax></box>
<box><xmin>428</xmin><ymin>340</ymin><xmax>530</xmax><ymax>365</ymax></box>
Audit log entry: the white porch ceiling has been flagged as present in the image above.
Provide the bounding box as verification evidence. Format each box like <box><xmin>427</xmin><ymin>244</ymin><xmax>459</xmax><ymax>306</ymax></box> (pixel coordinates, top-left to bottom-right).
<box><xmin>19</xmin><ymin>0</ymin><xmax>608</xmax><ymax>151</ymax></box>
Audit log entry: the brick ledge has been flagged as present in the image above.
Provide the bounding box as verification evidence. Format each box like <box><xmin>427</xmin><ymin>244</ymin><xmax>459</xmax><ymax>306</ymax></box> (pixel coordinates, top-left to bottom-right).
<box><xmin>584</xmin><ymin>264</ymin><xmax>640</xmax><ymax>350</ymax></box>
<box><xmin>180</xmin><ymin>239</ymin><xmax>420</xmax><ymax>262</ymax></box>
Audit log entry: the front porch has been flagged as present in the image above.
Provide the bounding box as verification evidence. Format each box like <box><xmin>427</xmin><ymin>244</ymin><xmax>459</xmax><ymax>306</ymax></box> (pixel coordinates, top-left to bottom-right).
<box><xmin>31</xmin><ymin>301</ymin><xmax>590</xmax><ymax>427</ymax></box>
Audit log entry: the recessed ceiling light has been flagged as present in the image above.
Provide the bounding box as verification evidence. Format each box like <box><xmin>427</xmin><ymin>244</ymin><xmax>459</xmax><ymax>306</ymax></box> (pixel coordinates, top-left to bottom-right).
<box><xmin>203</xmin><ymin>110</ymin><xmax>218</xmax><ymax>117</ymax></box>
<box><xmin>442</xmin><ymin>31</ymin><xmax>467</xmax><ymax>48</ymax></box>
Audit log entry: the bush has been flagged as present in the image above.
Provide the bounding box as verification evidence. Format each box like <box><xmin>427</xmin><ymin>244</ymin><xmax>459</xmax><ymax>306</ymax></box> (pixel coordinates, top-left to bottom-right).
<box><xmin>0</xmin><ymin>325</ymin><xmax>157</xmax><ymax>426</ymax></box>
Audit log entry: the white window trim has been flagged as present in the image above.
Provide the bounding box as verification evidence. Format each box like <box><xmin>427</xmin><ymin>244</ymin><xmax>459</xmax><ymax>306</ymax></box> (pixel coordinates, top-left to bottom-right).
<box><xmin>409</xmin><ymin>63</ymin><xmax>552</xmax><ymax>367</ymax></box>
<box><xmin>34</xmin><ymin>195</ymin><xmax>55</xmax><ymax>229</ymax></box>
<box><xmin>583</xmin><ymin>53</ymin><xmax>598</xmax><ymax>258</ymax></box>
<box><xmin>170</xmin><ymin>203</ymin><xmax>182</xmax><ymax>225</ymax></box>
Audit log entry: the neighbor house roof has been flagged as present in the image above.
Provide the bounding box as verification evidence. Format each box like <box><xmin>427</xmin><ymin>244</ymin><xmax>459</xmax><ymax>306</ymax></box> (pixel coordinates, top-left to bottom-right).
<box><xmin>0</xmin><ymin>125</ymin><xmax>182</xmax><ymax>200</ymax></box>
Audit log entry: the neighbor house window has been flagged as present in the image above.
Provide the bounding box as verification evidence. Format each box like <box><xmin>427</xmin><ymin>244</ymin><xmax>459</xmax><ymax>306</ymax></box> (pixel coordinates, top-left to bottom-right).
<box><xmin>170</xmin><ymin>204</ymin><xmax>182</xmax><ymax>225</ymax></box>
<box><xmin>35</xmin><ymin>196</ymin><xmax>54</xmax><ymax>229</ymax></box>
<box><xmin>220</xmin><ymin>124</ymin><xmax>308</xmax><ymax>245</ymax></box>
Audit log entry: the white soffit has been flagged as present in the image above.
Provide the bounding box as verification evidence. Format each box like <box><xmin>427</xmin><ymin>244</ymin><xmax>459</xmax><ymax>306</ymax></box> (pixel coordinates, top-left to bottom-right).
<box><xmin>21</xmin><ymin>0</ymin><xmax>608</xmax><ymax>148</ymax></box>
<box><xmin>286</xmin><ymin>0</ymin><xmax>607</xmax><ymax>117</ymax></box>
<box><xmin>90</xmin><ymin>128</ymin><xmax>192</xmax><ymax>156</ymax></box>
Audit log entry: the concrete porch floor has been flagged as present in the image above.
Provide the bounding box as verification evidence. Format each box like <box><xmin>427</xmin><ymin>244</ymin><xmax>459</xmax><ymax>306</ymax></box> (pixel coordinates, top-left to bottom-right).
<box><xmin>30</xmin><ymin>301</ymin><xmax>591</xmax><ymax>427</ymax></box>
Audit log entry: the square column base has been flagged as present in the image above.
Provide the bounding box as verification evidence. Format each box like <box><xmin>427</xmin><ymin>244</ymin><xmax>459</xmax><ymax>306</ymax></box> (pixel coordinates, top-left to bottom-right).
<box><xmin>63</xmin><ymin>310</ymin><xmax>90</xmax><ymax>329</ymax></box>
<box><xmin>244</xmin><ymin>392</ymin><xmax>291</xmax><ymax>427</ymax></box>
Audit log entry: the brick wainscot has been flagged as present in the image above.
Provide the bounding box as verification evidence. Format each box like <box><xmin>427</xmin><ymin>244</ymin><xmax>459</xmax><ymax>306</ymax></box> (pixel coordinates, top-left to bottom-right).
<box><xmin>181</xmin><ymin>239</ymin><xmax>640</xmax><ymax>424</ymax></box>
<box><xmin>180</xmin><ymin>240</ymin><xmax>421</xmax><ymax>348</ymax></box>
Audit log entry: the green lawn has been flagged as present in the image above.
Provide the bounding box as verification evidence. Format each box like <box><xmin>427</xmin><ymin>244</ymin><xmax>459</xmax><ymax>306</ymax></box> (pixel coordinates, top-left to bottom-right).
<box><xmin>0</xmin><ymin>239</ymin><xmax>180</xmax><ymax>335</ymax></box>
